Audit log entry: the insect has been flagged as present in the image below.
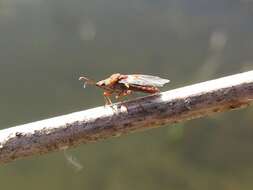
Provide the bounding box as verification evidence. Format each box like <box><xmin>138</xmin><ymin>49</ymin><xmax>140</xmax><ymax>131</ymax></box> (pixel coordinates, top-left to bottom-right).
<box><xmin>79</xmin><ymin>73</ymin><xmax>170</xmax><ymax>105</ymax></box>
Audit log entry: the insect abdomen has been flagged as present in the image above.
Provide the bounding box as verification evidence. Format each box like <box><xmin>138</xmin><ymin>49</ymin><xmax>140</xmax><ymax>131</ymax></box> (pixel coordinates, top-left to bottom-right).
<box><xmin>129</xmin><ymin>85</ymin><xmax>160</xmax><ymax>93</ymax></box>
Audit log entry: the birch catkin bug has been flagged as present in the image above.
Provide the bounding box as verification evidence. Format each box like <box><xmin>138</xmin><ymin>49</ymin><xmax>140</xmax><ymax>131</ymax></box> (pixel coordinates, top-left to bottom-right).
<box><xmin>79</xmin><ymin>73</ymin><xmax>170</xmax><ymax>105</ymax></box>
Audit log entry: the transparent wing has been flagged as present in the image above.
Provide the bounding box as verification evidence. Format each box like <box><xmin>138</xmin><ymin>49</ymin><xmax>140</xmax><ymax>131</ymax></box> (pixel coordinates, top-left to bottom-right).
<box><xmin>119</xmin><ymin>75</ymin><xmax>170</xmax><ymax>87</ymax></box>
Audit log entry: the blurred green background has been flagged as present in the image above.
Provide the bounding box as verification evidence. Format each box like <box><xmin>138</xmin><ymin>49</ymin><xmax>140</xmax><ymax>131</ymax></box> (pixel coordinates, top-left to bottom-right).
<box><xmin>0</xmin><ymin>0</ymin><xmax>253</xmax><ymax>189</ymax></box>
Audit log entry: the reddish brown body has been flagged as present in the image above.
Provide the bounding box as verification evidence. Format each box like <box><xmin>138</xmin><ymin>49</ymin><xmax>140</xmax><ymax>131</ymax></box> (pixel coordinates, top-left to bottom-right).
<box><xmin>128</xmin><ymin>85</ymin><xmax>159</xmax><ymax>94</ymax></box>
<box><xmin>79</xmin><ymin>73</ymin><xmax>169</xmax><ymax>105</ymax></box>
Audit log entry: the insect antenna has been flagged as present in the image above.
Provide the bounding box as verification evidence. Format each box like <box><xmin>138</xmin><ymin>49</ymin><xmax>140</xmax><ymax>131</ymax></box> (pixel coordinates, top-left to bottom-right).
<box><xmin>79</xmin><ymin>76</ymin><xmax>96</xmax><ymax>88</ymax></box>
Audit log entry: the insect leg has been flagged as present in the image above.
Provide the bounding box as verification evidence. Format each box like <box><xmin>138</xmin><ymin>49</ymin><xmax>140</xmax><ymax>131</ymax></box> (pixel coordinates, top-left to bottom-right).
<box><xmin>106</xmin><ymin>96</ymin><xmax>112</xmax><ymax>105</ymax></box>
<box><xmin>124</xmin><ymin>83</ymin><xmax>130</xmax><ymax>88</ymax></box>
<box><xmin>103</xmin><ymin>96</ymin><xmax>109</xmax><ymax>105</ymax></box>
<box><xmin>115</xmin><ymin>90</ymin><xmax>132</xmax><ymax>99</ymax></box>
<box><xmin>103</xmin><ymin>91</ymin><xmax>113</xmax><ymax>105</ymax></box>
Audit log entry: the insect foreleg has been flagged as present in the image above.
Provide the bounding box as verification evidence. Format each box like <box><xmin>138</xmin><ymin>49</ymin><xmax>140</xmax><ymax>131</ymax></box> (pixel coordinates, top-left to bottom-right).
<box><xmin>106</xmin><ymin>96</ymin><xmax>112</xmax><ymax>105</ymax></box>
<box><xmin>103</xmin><ymin>91</ymin><xmax>113</xmax><ymax>105</ymax></box>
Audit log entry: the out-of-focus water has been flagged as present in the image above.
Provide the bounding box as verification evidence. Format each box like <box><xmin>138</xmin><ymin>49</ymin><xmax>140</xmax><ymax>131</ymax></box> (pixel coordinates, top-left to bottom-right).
<box><xmin>1</xmin><ymin>0</ymin><xmax>253</xmax><ymax>189</ymax></box>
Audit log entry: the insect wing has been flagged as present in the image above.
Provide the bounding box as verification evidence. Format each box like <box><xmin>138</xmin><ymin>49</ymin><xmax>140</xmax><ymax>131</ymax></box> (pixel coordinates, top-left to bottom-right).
<box><xmin>119</xmin><ymin>75</ymin><xmax>170</xmax><ymax>87</ymax></box>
